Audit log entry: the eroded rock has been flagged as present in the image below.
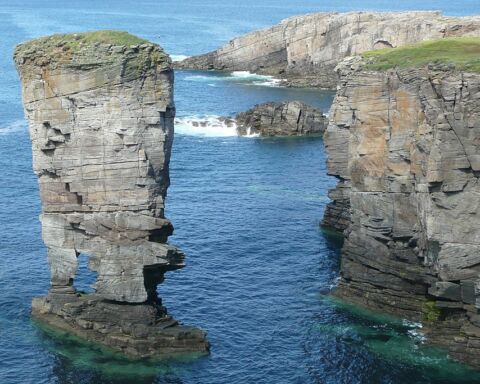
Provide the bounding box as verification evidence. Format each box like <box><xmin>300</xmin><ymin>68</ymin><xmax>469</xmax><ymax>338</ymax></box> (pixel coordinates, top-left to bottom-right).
<box><xmin>14</xmin><ymin>31</ymin><xmax>209</xmax><ymax>358</ymax></box>
<box><xmin>235</xmin><ymin>101</ymin><xmax>327</xmax><ymax>136</ymax></box>
<box><xmin>323</xmin><ymin>53</ymin><xmax>480</xmax><ymax>366</ymax></box>
<box><xmin>176</xmin><ymin>11</ymin><xmax>480</xmax><ymax>88</ymax></box>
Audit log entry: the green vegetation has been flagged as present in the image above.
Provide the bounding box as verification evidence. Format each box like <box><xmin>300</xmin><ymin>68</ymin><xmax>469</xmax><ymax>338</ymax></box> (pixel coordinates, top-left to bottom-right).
<box><xmin>14</xmin><ymin>30</ymin><xmax>170</xmax><ymax>68</ymax></box>
<box><xmin>16</xmin><ymin>30</ymin><xmax>151</xmax><ymax>59</ymax></box>
<box><xmin>71</xmin><ymin>30</ymin><xmax>149</xmax><ymax>46</ymax></box>
<box><xmin>43</xmin><ymin>30</ymin><xmax>149</xmax><ymax>50</ymax></box>
<box><xmin>423</xmin><ymin>300</ymin><xmax>441</xmax><ymax>322</ymax></box>
<box><xmin>363</xmin><ymin>37</ymin><xmax>480</xmax><ymax>72</ymax></box>
<box><xmin>47</xmin><ymin>30</ymin><xmax>149</xmax><ymax>54</ymax></box>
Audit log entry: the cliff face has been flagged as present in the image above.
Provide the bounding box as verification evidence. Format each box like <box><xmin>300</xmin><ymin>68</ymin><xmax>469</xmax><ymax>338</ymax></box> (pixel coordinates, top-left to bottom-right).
<box><xmin>324</xmin><ymin>56</ymin><xmax>480</xmax><ymax>365</ymax></box>
<box><xmin>177</xmin><ymin>11</ymin><xmax>480</xmax><ymax>88</ymax></box>
<box><xmin>14</xmin><ymin>31</ymin><xmax>209</xmax><ymax>357</ymax></box>
<box><xmin>235</xmin><ymin>101</ymin><xmax>327</xmax><ymax>136</ymax></box>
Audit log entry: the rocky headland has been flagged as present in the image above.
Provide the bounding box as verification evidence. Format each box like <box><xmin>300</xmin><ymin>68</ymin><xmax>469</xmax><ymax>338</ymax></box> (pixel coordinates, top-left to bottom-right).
<box><xmin>322</xmin><ymin>38</ymin><xmax>480</xmax><ymax>366</ymax></box>
<box><xmin>176</xmin><ymin>11</ymin><xmax>480</xmax><ymax>88</ymax></box>
<box><xmin>14</xmin><ymin>31</ymin><xmax>209</xmax><ymax>358</ymax></box>
<box><xmin>236</xmin><ymin>101</ymin><xmax>327</xmax><ymax>136</ymax></box>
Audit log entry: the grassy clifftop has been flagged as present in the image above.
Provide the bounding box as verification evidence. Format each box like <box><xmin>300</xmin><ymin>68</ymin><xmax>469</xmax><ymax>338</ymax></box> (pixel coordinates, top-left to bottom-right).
<box><xmin>363</xmin><ymin>37</ymin><xmax>480</xmax><ymax>72</ymax></box>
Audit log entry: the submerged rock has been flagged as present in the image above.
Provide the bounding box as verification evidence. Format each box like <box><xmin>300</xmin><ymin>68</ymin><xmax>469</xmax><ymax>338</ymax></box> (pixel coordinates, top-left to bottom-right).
<box><xmin>322</xmin><ymin>41</ymin><xmax>480</xmax><ymax>367</ymax></box>
<box><xmin>235</xmin><ymin>101</ymin><xmax>327</xmax><ymax>136</ymax></box>
<box><xmin>176</xmin><ymin>11</ymin><xmax>480</xmax><ymax>88</ymax></box>
<box><xmin>14</xmin><ymin>31</ymin><xmax>209</xmax><ymax>358</ymax></box>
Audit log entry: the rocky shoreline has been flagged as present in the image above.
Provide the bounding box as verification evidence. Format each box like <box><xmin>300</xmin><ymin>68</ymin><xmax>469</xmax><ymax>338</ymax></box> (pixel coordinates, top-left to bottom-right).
<box><xmin>12</xmin><ymin>14</ymin><xmax>480</xmax><ymax>369</ymax></box>
<box><xmin>179</xmin><ymin>9</ymin><xmax>480</xmax><ymax>367</ymax></box>
<box><xmin>175</xmin><ymin>101</ymin><xmax>327</xmax><ymax>137</ymax></box>
<box><xmin>176</xmin><ymin>11</ymin><xmax>480</xmax><ymax>88</ymax></box>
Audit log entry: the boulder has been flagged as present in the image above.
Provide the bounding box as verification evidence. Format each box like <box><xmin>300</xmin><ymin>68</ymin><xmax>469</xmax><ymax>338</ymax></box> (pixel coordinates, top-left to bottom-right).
<box><xmin>235</xmin><ymin>101</ymin><xmax>327</xmax><ymax>136</ymax></box>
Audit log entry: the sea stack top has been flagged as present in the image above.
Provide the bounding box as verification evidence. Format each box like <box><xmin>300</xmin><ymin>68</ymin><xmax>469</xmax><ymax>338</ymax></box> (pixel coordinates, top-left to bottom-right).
<box><xmin>14</xmin><ymin>30</ymin><xmax>170</xmax><ymax>71</ymax></box>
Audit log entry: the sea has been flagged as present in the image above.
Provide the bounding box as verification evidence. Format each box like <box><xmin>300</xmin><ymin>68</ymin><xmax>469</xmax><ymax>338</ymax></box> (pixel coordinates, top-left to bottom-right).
<box><xmin>1</xmin><ymin>1</ymin><xmax>480</xmax><ymax>383</ymax></box>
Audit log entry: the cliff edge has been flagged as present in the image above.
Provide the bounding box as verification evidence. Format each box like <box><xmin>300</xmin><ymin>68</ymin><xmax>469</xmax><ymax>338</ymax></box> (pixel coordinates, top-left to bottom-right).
<box><xmin>176</xmin><ymin>11</ymin><xmax>480</xmax><ymax>88</ymax></box>
<box><xmin>14</xmin><ymin>31</ymin><xmax>209</xmax><ymax>358</ymax></box>
<box><xmin>323</xmin><ymin>38</ymin><xmax>480</xmax><ymax>366</ymax></box>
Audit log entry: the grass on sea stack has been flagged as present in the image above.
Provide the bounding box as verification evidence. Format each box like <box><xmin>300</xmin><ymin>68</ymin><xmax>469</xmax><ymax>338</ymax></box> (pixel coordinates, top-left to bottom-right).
<box><xmin>71</xmin><ymin>30</ymin><xmax>150</xmax><ymax>46</ymax></box>
<box><xmin>363</xmin><ymin>37</ymin><xmax>480</xmax><ymax>72</ymax></box>
<box><xmin>14</xmin><ymin>30</ymin><xmax>169</xmax><ymax>68</ymax></box>
<box><xmin>17</xmin><ymin>30</ymin><xmax>151</xmax><ymax>58</ymax></box>
<box><xmin>50</xmin><ymin>30</ymin><xmax>150</xmax><ymax>53</ymax></box>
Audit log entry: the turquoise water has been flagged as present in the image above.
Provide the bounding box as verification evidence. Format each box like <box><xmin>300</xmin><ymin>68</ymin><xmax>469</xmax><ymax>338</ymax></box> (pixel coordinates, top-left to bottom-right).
<box><xmin>1</xmin><ymin>1</ymin><xmax>480</xmax><ymax>383</ymax></box>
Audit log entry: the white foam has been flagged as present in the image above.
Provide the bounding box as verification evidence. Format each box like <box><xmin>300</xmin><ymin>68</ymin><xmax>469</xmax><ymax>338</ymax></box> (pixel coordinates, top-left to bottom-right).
<box><xmin>252</xmin><ymin>78</ymin><xmax>282</xmax><ymax>87</ymax></box>
<box><xmin>171</xmin><ymin>54</ymin><xmax>190</xmax><ymax>62</ymax></box>
<box><xmin>175</xmin><ymin>116</ymin><xmax>238</xmax><ymax>137</ymax></box>
<box><xmin>230</xmin><ymin>71</ymin><xmax>258</xmax><ymax>78</ymax></box>
<box><xmin>328</xmin><ymin>276</ymin><xmax>342</xmax><ymax>289</ymax></box>
<box><xmin>0</xmin><ymin>120</ymin><xmax>27</xmax><ymax>136</ymax></box>
<box><xmin>184</xmin><ymin>70</ymin><xmax>281</xmax><ymax>87</ymax></box>
<box><xmin>407</xmin><ymin>328</ymin><xmax>427</xmax><ymax>343</ymax></box>
<box><xmin>245</xmin><ymin>127</ymin><xmax>260</xmax><ymax>138</ymax></box>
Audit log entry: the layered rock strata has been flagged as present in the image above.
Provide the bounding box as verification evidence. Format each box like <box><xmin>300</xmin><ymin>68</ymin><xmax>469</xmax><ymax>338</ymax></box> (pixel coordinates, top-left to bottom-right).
<box><xmin>235</xmin><ymin>101</ymin><xmax>327</xmax><ymax>136</ymax></box>
<box><xmin>14</xmin><ymin>31</ymin><xmax>209</xmax><ymax>357</ymax></box>
<box><xmin>177</xmin><ymin>11</ymin><xmax>480</xmax><ymax>88</ymax></box>
<box><xmin>323</xmin><ymin>56</ymin><xmax>480</xmax><ymax>366</ymax></box>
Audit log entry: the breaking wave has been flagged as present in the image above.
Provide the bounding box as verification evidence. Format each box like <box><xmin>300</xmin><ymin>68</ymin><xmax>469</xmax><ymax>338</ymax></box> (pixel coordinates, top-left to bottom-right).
<box><xmin>175</xmin><ymin>116</ymin><xmax>259</xmax><ymax>138</ymax></box>
<box><xmin>184</xmin><ymin>71</ymin><xmax>281</xmax><ymax>87</ymax></box>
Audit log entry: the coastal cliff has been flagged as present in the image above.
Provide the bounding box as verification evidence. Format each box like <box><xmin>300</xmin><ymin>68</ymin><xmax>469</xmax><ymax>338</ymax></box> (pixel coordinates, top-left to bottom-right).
<box><xmin>177</xmin><ymin>11</ymin><xmax>480</xmax><ymax>88</ymax></box>
<box><xmin>323</xmin><ymin>38</ymin><xmax>480</xmax><ymax>366</ymax></box>
<box><xmin>14</xmin><ymin>31</ymin><xmax>209</xmax><ymax>357</ymax></box>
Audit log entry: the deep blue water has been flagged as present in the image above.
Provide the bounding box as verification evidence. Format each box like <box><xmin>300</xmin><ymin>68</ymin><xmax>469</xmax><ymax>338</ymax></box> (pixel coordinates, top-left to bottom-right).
<box><xmin>1</xmin><ymin>1</ymin><xmax>480</xmax><ymax>383</ymax></box>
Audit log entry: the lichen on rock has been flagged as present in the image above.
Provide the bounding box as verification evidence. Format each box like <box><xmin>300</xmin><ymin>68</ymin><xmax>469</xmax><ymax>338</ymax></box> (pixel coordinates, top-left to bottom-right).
<box><xmin>14</xmin><ymin>30</ymin><xmax>209</xmax><ymax>358</ymax></box>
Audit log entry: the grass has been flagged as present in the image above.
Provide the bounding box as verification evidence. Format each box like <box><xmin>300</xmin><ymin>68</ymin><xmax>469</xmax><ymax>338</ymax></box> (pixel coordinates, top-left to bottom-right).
<box><xmin>49</xmin><ymin>30</ymin><xmax>150</xmax><ymax>54</ymax></box>
<box><xmin>363</xmin><ymin>37</ymin><xmax>480</xmax><ymax>73</ymax></box>
<box><xmin>15</xmin><ymin>30</ymin><xmax>170</xmax><ymax>68</ymax></box>
<box><xmin>45</xmin><ymin>30</ymin><xmax>149</xmax><ymax>48</ymax></box>
<box><xmin>73</xmin><ymin>30</ymin><xmax>149</xmax><ymax>46</ymax></box>
<box><xmin>422</xmin><ymin>300</ymin><xmax>442</xmax><ymax>322</ymax></box>
<box><xmin>16</xmin><ymin>30</ymin><xmax>151</xmax><ymax>58</ymax></box>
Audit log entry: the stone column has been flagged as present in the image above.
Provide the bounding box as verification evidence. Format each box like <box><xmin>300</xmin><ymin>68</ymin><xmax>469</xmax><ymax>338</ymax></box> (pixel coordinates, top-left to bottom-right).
<box><xmin>15</xmin><ymin>31</ymin><xmax>208</xmax><ymax>357</ymax></box>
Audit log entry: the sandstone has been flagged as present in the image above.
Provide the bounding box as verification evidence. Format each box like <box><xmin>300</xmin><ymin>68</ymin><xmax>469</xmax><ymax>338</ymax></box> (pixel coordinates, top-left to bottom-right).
<box><xmin>14</xmin><ymin>30</ymin><xmax>209</xmax><ymax>358</ymax></box>
<box><xmin>176</xmin><ymin>11</ymin><xmax>480</xmax><ymax>88</ymax></box>
<box><xmin>235</xmin><ymin>101</ymin><xmax>327</xmax><ymax>136</ymax></box>
<box><xmin>323</xmin><ymin>44</ymin><xmax>480</xmax><ymax>366</ymax></box>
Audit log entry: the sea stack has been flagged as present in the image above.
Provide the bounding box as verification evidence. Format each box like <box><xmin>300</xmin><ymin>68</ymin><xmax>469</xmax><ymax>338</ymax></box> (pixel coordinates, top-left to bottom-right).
<box><xmin>14</xmin><ymin>31</ymin><xmax>209</xmax><ymax>357</ymax></box>
<box><xmin>323</xmin><ymin>39</ymin><xmax>480</xmax><ymax>366</ymax></box>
